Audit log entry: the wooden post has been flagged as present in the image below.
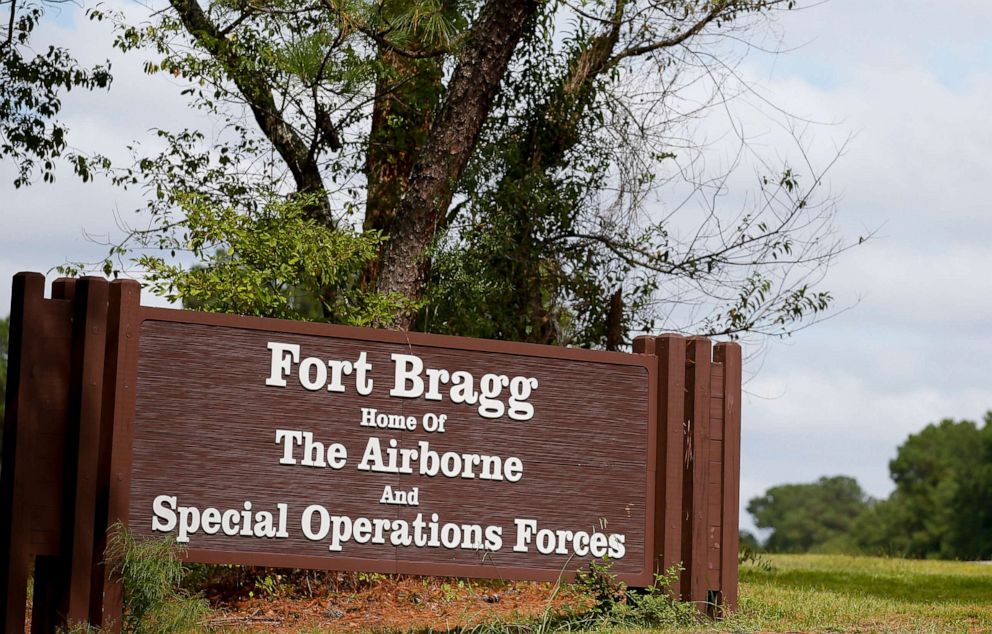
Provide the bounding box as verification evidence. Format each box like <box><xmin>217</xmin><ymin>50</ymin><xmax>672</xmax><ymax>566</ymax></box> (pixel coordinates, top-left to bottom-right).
<box><xmin>95</xmin><ymin>279</ymin><xmax>142</xmax><ymax>631</ymax></box>
<box><xmin>633</xmin><ymin>334</ymin><xmax>686</xmax><ymax>595</ymax></box>
<box><xmin>655</xmin><ymin>335</ymin><xmax>686</xmax><ymax>589</ymax></box>
<box><xmin>31</xmin><ymin>277</ymin><xmax>76</xmax><ymax>633</ymax></box>
<box><xmin>714</xmin><ymin>342</ymin><xmax>742</xmax><ymax>612</ymax></box>
<box><xmin>682</xmin><ymin>337</ymin><xmax>711</xmax><ymax>608</ymax></box>
<box><xmin>32</xmin><ymin>279</ymin><xmax>78</xmax><ymax>634</ymax></box>
<box><xmin>0</xmin><ymin>273</ymin><xmax>45</xmax><ymax>633</ymax></box>
<box><xmin>1</xmin><ymin>273</ymin><xmax>78</xmax><ymax>633</ymax></box>
<box><xmin>58</xmin><ymin>277</ymin><xmax>110</xmax><ymax>625</ymax></box>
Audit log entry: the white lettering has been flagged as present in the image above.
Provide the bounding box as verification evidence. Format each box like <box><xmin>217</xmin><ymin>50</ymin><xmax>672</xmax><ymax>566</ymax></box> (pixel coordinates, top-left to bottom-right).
<box><xmin>275</xmin><ymin>429</ymin><xmax>302</xmax><ymax>465</ymax></box>
<box><xmin>390</xmin><ymin>353</ymin><xmax>424</xmax><ymax>398</ymax></box>
<box><xmin>151</xmin><ymin>495</ymin><xmax>177</xmax><ymax>533</ymax></box>
<box><xmin>265</xmin><ymin>342</ymin><xmax>300</xmax><ymax>387</ymax></box>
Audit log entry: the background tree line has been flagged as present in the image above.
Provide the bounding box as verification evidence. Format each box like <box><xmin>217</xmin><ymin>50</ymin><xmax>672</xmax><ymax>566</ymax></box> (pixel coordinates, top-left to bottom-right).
<box><xmin>745</xmin><ymin>412</ymin><xmax>992</xmax><ymax>560</ymax></box>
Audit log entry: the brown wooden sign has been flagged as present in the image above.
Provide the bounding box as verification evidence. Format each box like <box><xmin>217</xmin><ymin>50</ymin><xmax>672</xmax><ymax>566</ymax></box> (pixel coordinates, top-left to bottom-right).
<box><xmin>1</xmin><ymin>273</ymin><xmax>742</xmax><ymax>633</ymax></box>
<box><xmin>120</xmin><ymin>309</ymin><xmax>657</xmax><ymax>583</ymax></box>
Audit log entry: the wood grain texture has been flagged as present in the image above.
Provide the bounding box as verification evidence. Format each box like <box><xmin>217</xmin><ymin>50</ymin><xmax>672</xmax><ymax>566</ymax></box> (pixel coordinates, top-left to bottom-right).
<box><xmin>683</xmin><ymin>338</ymin><xmax>711</xmax><ymax>605</ymax></box>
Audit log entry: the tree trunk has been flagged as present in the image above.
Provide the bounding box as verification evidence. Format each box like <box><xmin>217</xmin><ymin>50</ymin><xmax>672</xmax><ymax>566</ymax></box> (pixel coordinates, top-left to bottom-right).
<box><xmin>362</xmin><ymin>41</ymin><xmax>444</xmax><ymax>287</ymax></box>
<box><xmin>375</xmin><ymin>0</ymin><xmax>540</xmax><ymax>329</ymax></box>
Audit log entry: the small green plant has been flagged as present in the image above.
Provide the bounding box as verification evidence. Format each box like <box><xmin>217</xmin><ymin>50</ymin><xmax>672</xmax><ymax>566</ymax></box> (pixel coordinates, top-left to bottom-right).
<box><xmin>248</xmin><ymin>573</ymin><xmax>280</xmax><ymax>599</ymax></box>
<box><xmin>462</xmin><ymin>560</ymin><xmax>698</xmax><ymax>633</ymax></box>
<box><xmin>572</xmin><ymin>558</ymin><xmax>698</xmax><ymax>629</ymax></box>
<box><xmin>440</xmin><ymin>580</ymin><xmax>465</xmax><ymax>603</ymax></box>
<box><xmin>739</xmin><ymin>545</ymin><xmax>775</xmax><ymax>572</ymax></box>
<box><xmin>356</xmin><ymin>571</ymin><xmax>386</xmax><ymax>586</ymax></box>
<box><xmin>105</xmin><ymin>523</ymin><xmax>212</xmax><ymax>633</ymax></box>
<box><xmin>610</xmin><ymin>565</ymin><xmax>698</xmax><ymax>628</ymax></box>
<box><xmin>574</xmin><ymin>557</ymin><xmax>626</xmax><ymax>615</ymax></box>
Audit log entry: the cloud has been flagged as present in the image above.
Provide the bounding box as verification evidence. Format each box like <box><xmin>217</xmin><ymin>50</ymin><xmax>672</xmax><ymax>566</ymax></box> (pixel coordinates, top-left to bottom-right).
<box><xmin>723</xmin><ymin>0</ymin><xmax>992</xmax><ymax>532</ymax></box>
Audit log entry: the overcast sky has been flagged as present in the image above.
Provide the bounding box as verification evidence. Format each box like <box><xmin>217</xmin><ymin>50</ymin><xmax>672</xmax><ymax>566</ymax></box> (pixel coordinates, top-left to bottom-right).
<box><xmin>3</xmin><ymin>1</ymin><xmax>991</xmax><ymax>535</ymax></box>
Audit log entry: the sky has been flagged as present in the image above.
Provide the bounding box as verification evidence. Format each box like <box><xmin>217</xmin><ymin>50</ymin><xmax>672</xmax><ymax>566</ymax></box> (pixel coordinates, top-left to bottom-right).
<box><xmin>3</xmin><ymin>0</ymin><xmax>992</xmax><ymax>536</ymax></box>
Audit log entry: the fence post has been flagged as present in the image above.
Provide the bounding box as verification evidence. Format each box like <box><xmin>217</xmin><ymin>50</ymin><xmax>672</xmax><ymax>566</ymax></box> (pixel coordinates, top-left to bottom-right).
<box><xmin>32</xmin><ymin>278</ymin><xmax>76</xmax><ymax>634</ymax></box>
<box><xmin>0</xmin><ymin>273</ymin><xmax>45</xmax><ymax>633</ymax></box>
<box><xmin>633</xmin><ymin>334</ymin><xmax>687</xmax><ymax>595</ymax></box>
<box><xmin>0</xmin><ymin>274</ymin><xmax>84</xmax><ymax>633</ymax></box>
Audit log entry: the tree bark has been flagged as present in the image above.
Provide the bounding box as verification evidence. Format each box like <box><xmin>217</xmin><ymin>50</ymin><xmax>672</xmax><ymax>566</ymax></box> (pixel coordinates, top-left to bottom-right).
<box><xmin>375</xmin><ymin>0</ymin><xmax>541</xmax><ymax>329</ymax></box>
<box><xmin>362</xmin><ymin>0</ymin><xmax>447</xmax><ymax>288</ymax></box>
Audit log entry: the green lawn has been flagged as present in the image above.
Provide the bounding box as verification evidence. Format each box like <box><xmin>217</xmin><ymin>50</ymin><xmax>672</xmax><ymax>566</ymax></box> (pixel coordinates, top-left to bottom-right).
<box><xmin>699</xmin><ymin>554</ymin><xmax>992</xmax><ymax>633</ymax></box>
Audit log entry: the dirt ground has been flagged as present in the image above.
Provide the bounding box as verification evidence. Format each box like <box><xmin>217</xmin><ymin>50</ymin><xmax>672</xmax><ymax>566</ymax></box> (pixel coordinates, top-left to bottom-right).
<box><xmin>201</xmin><ymin>575</ymin><xmax>593</xmax><ymax>632</ymax></box>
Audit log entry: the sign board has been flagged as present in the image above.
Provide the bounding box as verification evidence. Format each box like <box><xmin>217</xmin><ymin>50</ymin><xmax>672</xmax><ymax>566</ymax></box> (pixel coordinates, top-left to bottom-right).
<box><xmin>121</xmin><ymin>310</ymin><xmax>656</xmax><ymax>583</ymax></box>
<box><xmin>0</xmin><ymin>274</ymin><xmax>741</xmax><ymax>633</ymax></box>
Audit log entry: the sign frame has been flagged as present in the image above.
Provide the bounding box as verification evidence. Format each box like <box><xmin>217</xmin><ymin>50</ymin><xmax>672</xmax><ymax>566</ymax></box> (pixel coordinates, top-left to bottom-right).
<box><xmin>105</xmin><ymin>304</ymin><xmax>659</xmax><ymax>587</ymax></box>
<box><xmin>0</xmin><ymin>273</ymin><xmax>742</xmax><ymax>633</ymax></box>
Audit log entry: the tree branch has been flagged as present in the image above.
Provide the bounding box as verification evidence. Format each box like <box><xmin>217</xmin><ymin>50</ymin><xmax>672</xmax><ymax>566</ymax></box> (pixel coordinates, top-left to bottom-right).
<box><xmin>608</xmin><ymin>0</ymin><xmax>730</xmax><ymax>63</ymax></box>
<box><xmin>319</xmin><ymin>0</ymin><xmax>453</xmax><ymax>59</ymax></box>
<box><xmin>3</xmin><ymin>0</ymin><xmax>16</xmax><ymax>51</ymax></box>
<box><xmin>169</xmin><ymin>0</ymin><xmax>333</xmax><ymax>223</ymax></box>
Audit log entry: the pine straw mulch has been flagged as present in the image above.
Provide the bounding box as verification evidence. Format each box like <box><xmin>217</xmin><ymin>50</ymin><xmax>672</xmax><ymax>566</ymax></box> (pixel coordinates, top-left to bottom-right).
<box><xmin>200</xmin><ymin>574</ymin><xmax>595</xmax><ymax>633</ymax></box>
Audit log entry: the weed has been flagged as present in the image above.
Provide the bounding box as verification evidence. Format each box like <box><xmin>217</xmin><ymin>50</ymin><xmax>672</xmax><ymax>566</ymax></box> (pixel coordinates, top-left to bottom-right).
<box><xmin>105</xmin><ymin>523</ymin><xmax>211</xmax><ymax>633</ymax></box>
<box><xmin>738</xmin><ymin>545</ymin><xmax>775</xmax><ymax>572</ymax></box>
<box><xmin>582</xmin><ymin>560</ymin><xmax>698</xmax><ymax>629</ymax></box>
<box><xmin>59</xmin><ymin>623</ymin><xmax>101</xmax><ymax>634</ymax></box>
<box><xmin>459</xmin><ymin>559</ymin><xmax>697</xmax><ymax>634</ymax></box>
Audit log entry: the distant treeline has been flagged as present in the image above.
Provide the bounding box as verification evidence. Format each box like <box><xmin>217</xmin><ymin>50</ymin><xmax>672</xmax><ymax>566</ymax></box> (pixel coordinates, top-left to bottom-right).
<box><xmin>744</xmin><ymin>413</ymin><xmax>992</xmax><ymax>560</ymax></box>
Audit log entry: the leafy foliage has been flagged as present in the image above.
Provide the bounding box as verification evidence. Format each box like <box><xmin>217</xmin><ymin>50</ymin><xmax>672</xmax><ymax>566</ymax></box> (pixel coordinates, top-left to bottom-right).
<box><xmin>747</xmin><ymin>475</ymin><xmax>871</xmax><ymax>553</ymax></box>
<box><xmin>747</xmin><ymin>414</ymin><xmax>992</xmax><ymax>560</ymax></box>
<box><xmin>0</xmin><ymin>1</ymin><xmax>112</xmax><ymax>187</ymax></box>
<box><xmin>57</xmin><ymin>0</ymin><xmax>854</xmax><ymax>346</ymax></box>
<box><xmin>853</xmin><ymin>414</ymin><xmax>992</xmax><ymax>560</ymax></box>
<box><xmin>572</xmin><ymin>559</ymin><xmax>699</xmax><ymax>626</ymax></box>
<box><xmin>118</xmin><ymin>193</ymin><xmax>408</xmax><ymax>326</ymax></box>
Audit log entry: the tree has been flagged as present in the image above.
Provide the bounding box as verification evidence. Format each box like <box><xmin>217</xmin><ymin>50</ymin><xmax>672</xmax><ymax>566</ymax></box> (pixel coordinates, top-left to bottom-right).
<box><xmin>739</xmin><ymin>529</ymin><xmax>762</xmax><ymax>553</ymax></box>
<box><xmin>747</xmin><ymin>475</ymin><xmax>870</xmax><ymax>553</ymax></box>
<box><xmin>855</xmin><ymin>415</ymin><xmax>992</xmax><ymax>560</ymax></box>
<box><xmin>59</xmin><ymin>0</ymin><xmax>853</xmax><ymax>345</ymax></box>
<box><xmin>0</xmin><ymin>1</ymin><xmax>112</xmax><ymax>186</ymax></box>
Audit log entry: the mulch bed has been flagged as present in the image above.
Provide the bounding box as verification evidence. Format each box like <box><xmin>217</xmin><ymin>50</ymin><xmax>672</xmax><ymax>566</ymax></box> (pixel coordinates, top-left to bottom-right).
<box><xmin>201</xmin><ymin>575</ymin><xmax>594</xmax><ymax>632</ymax></box>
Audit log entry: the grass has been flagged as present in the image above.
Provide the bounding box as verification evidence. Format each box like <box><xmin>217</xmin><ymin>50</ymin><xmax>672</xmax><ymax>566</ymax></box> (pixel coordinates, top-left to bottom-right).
<box><xmin>619</xmin><ymin>554</ymin><xmax>992</xmax><ymax>633</ymax></box>
<box><xmin>27</xmin><ymin>553</ymin><xmax>992</xmax><ymax>632</ymax></box>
